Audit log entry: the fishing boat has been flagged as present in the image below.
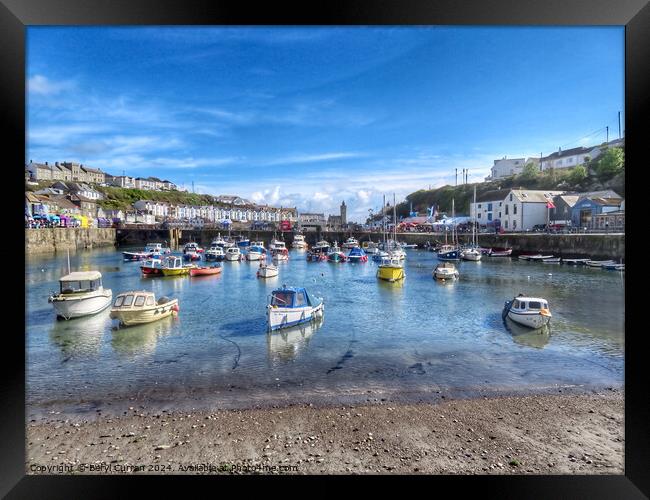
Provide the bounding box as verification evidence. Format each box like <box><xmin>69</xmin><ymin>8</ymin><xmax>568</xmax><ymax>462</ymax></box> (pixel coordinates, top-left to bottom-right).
<box><xmin>48</xmin><ymin>269</ymin><xmax>113</xmax><ymax>320</ymax></box>
<box><xmin>361</xmin><ymin>240</ymin><xmax>379</xmax><ymax>254</ymax></box>
<box><xmin>437</xmin><ymin>199</ymin><xmax>461</xmax><ymax>261</ymax></box>
<box><xmin>110</xmin><ymin>291</ymin><xmax>179</xmax><ymax>326</ymax></box>
<box><xmin>327</xmin><ymin>243</ymin><xmax>347</xmax><ymax>262</ymax></box>
<box><xmin>247</xmin><ymin>245</ymin><xmax>266</xmax><ymax>261</ymax></box>
<box><xmin>183</xmin><ymin>242</ymin><xmax>202</xmax><ymax>261</ymax></box>
<box><xmin>307</xmin><ymin>241</ymin><xmax>330</xmax><ymax>261</ymax></box>
<box><xmin>140</xmin><ymin>257</ymin><xmax>164</xmax><ymax>276</ymax></box>
<box><xmin>292</xmin><ymin>234</ymin><xmax>308</xmax><ymax>249</ymax></box>
<box><xmin>161</xmin><ymin>255</ymin><xmax>193</xmax><ymax>276</ymax></box>
<box><xmin>400</xmin><ymin>242</ymin><xmax>418</xmax><ymax>249</ymax></box>
<box><xmin>342</xmin><ymin>237</ymin><xmax>359</xmax><ymax>249</ymax></box>
<box><xmin>269</xmin><ymin>238</ymin><xmax>286</xmax><ymax>251</ymax></box>
<box><xmin>251</xmin><ymin>240</ymin><xmax>266</xmax><ymax>249</ymax></box>
<box><xmin>487</xmin><ymin>247</ymin><xmax>512</xmax><ymax>257</ymax></box>
<box><xmin>586</xmin><ymin>259</ymin><xmax>617</xmax><ymax>268</ymax></box>
<box><xmin>257</xmin><ymin>262</ymin><xmax>279</xmax><ymax>278</ymax></box>
<box><xmin>502</xmin><ymin>295</ymin><xmax>552</xmax><ymax>329</ymax></box>
<box><xmin>211</xmin><ymin>234</ymin><xmax>229</xmax><ymax>248</ymax></box>
<box><xmin>236</xmin><ymin>236</ymin><xmax>250</xmax><ymax>248</ymax></box>
<box><xmin>189</xmin><ymin>264</ymin><xmax>222</xmax><ymax>277</ymax></box>
<box><xmin>204</xmin><ymin>245</ymin><xmax>225</xmax><ymax>261</ymax></box>
<box><xmin>144</xmin><ymin>242</ymin><xmax>171</xmax><ymax>257</ymax></box>
<box><xmin>272</xmin><ymin>247</ymin><xmax>290</xmax><ymax>261</ymax></box>
<box><xmin>372</xmin><ymin>250</ymin><xmax>390</xmax><ymax>262</ymax></box>
<box><xmin>225</xmin><ymin>246</ymin><xmax>242</xmax><ymax>261</ymax></box>
<box><xmin>376</xmin><ymin>255</ymin><xmax>405</xmax><ymax>282</ymax></box>
<box><xmin>267</xmin><ymin>285</ymin><xmax>324</xmax><ymax>331</ymax></box>
<box><xmin>347</xmin><ymin>246</ymin><xmax>368</xmax><ymax>262</ymax></box>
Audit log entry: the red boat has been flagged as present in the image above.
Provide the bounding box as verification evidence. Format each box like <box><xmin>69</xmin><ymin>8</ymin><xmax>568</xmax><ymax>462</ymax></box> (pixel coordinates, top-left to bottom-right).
<box><xmin>189</xmin><ymin>265</ymin><xmax>222</xmax><ymax>277</ymax></box>
<box><xmin>140</xmin><ymin>258</ymin><xmax>164</xmax><ymax>275</ymax></box>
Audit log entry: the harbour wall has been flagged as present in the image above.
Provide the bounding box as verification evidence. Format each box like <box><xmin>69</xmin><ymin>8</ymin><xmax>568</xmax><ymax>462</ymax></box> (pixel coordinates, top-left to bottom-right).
<box><xmin>114</xmin><ymin>228</ymin><xmax>624</xmax><ymax>260</ymax></box>
<box><xmin>25</xmin><ymin>228</ymin><xmax>117</xmax><ymax>255</ymax></box>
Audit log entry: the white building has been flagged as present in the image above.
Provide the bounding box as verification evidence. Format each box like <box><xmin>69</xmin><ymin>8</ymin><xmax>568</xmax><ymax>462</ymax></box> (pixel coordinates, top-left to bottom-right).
<box><xmin>133</xmin><ymin>200</ymin><xmax>170</xmax><ymax>219</ymax></box>
<box><xmin>500</xmin><ymin>189</ymin><xmax>565</xmax><ymax>231</ymax></box>
<box><xmin>540</xmin><ymin>146</ymin><xmax>600</xmax><ymax>171</ymax></box>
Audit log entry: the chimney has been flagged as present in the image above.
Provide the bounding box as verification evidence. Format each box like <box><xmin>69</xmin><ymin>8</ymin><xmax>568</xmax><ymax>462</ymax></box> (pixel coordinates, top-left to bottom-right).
<box><xmin>45</xmin><ymin>161</ymin><xmax>48</xmax><ymax>165</ymax></box>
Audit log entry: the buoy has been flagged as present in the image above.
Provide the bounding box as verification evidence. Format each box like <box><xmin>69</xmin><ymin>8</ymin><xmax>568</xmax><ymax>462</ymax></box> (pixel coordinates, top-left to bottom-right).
<box><xmin>547</xmin><ymin>273</ymin><xmax>552</xmax><ymax>276</ymax></box>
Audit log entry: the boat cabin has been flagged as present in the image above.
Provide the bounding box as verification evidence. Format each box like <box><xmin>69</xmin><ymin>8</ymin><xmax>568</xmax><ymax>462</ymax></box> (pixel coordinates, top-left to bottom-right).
<box><xmin>348</xmin><ymin>247</ymin><xmax>366</xmax><ymax>257</ymax></box>
<box><xmin>58</xmin><ymin>271</ymin><xmax>104</xmax><ymax>294</ymax></box>
<box><xmin>164</xmin><ymin>256</ymin><xmax>184</xmax><ymax>269</ymax></box>
<box><xmin>511</xmin><ymin>297</ymin><xmax>549</xmax><ymax>312</ymax></box>
<box><xmin>270</xmin><ymin>286</ymin><xmax>312</xmax><ymax>308</ymax></box>
<box><xmin>227</xmin><ymin>246</ymin><xmax>240</xmax><ymax>254</ymax></box>
<box><xmin>113</xmin><ymin>291</ymin><xmax>157</xmax><ymax>309</ymax></box>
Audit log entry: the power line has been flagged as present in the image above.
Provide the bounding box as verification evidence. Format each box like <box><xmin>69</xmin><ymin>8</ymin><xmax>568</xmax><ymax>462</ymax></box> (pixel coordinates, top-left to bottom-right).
<box><xmin>559</xmin><ymin>127</ymin><xmax>608</xmax><ymax>150</ymax></box>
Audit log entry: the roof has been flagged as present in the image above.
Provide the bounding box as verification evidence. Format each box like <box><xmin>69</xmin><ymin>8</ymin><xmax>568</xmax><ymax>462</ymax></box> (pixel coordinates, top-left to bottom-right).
<box><xmin>272</xmin><ymin>286</ymin><xmax>306</xmax><ymax>294</ymax></box>
<box><xmin>81</xmin><ymin>166</ymin><xmax>103</xmax><ymax>174</ymax></box>
<box><xmin>25</xmin><ymin>192</ymin><xmax>41</xmax><ymax>203</ymax></box>
<box><xmin>554</xmin><ymin>195</ymin><xmax>580</xmax><ymax>207</ymax></box>
<box><xmin>476</xmin><ymin>189</ymin><xmax>511</xmax><ymax>203</ymax></box>
<box><xmin>510</xmin><ymin>189</ymin><xmax>564</xmax><ymax>203</ymax></box>
<box><xmin>60</xmin><ymin>271</ymin><xmax>102</xmax><ymax>281</ymax></box>
<box><xmin>542</xmin><ymin>146</ymin><xmax>594</xmax><ymax>161</ymax></box>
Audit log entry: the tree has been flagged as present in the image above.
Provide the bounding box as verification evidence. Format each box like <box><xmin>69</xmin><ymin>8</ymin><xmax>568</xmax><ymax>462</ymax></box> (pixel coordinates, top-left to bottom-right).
<box><xmin>519</xmin><ymin>162</ymin><xmax>539</xmax><ymax>182</ymax></box>
<box><xmin>567</xmin><ymin>165</ymin><xmax>587</xmax><ymax>185</ymax></box>
<box><xmin>594</xmin><ymin>147</ymin><xmax>624</xmax><ymax>179</ymax></box>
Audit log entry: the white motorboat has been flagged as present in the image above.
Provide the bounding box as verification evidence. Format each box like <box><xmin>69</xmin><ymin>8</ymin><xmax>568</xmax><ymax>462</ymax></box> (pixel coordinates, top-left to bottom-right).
<box><xmin>251</xmin><ymin>240</ymin><xmax>266</xmax><ymax>249</ymax></box>
<box><xmin>433</xmin><ymin>262</ymin><xmax>459</xmax><ymax>280</ymax></box>
<box><xmin>361</xmin><ymin>240</ymin><xmax>379</xmax><ymax>254</ymax></box>
<box><xmin>257</xmin><ymin>262</ymin><xmax>279</xmax><ymax>278</ymax></box>
<box><xmin>247</xmin><ymin>245</ymin><xmax>265</xmax><ymax>261</ymax></box>
<box><xmin>342</xmin><ymin>237</ymin><xmax>359</xmax><ymax>249</ymax></box>
<box><xmin>48</xmin><ymin>271</ymin><xmax>113</xmax><ymax>320</ymax></box>
<box><xmin>110</xmin><ymin>291</ymin><xmax>179</xmax><ymax>327</ymax></box>
<box><xmin>586</xmin><ymin>259</ymin><xmax>617</xmax><ymax>268</ymax></box>
<box><xmin>269</xmin><ymin>239</ymin><xmax>286</xmax><ymax>251</ymax></box>
<box><xmin>144</xmin><ymin>242</ymin><xmax>171</xmax><ymax>256</ymax></box>
<box><xmin>461</xmin><ymin>247</ymin><xmax>482</xmax><ymax>261</ymax></box>
<box><xmin>205</xmin><ymin>245</ymin><xmax>225</xmax><ymax>261</ymax></box>
<box><xmin>292</xmin><ymin>234</ymin><xmax>308</xmax><ymax>249</ymax></box>
<box><xmin>527</xmin><ymin>255</ymin><xmax>555</xmax><ymax>262</ymax></box>
<box><xmin>272</xmin><ymin>247</ymin><xmax>289</xmax><ymax>261</ymax></box>
<box><xmin>225</xmin><ymin>246</ymin><xmax>242</xmax><ymax>261</ymax></box>
<box><xmin>267</xmin><ymin>285</ymin><xmax>324</xmax><ymax>331</ymax></box>
<box><xmin>502</xmin><ymin>295</ymin><xmax>552</xmax><ymax>329</ymax></box>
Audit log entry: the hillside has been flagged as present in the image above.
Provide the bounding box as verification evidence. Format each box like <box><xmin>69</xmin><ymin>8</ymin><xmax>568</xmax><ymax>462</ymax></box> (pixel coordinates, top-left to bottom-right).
<box><xmin>94</xmin><ymin>186</ymin><xmax>220</xmax><ymax>212</ymax></box>
<box><xmin>395</xmin><ymin>149</ymin><xmax>624</xmax><ymax>217</ymax></box>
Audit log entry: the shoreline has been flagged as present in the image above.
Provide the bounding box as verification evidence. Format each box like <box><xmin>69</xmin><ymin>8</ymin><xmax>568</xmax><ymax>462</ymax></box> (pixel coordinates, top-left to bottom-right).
<box><xmin>27</xmin><ymin>388</ymin><xmax>624</xmax><ymax>475</ymax></box>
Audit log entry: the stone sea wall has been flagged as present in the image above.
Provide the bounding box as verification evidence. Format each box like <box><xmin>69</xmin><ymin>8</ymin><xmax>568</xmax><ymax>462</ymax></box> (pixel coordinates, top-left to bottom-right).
<box><xmin>25</xmin><ymin>228</ymin><xmax>117</xmax><ymax>255</ymax></box>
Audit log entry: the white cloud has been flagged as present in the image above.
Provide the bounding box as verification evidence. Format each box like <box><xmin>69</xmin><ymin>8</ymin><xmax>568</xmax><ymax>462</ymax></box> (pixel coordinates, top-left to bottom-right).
<box><xmin>28</xmin><ymin>75</ymin><xmax>75</xmax><ymax>96</ymax></box>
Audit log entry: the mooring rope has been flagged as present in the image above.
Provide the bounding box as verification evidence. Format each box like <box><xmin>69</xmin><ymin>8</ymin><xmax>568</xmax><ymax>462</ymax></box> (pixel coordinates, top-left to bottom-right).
<box><xmin>218</xmin><ymin>334</ymin><xmax>241</xmax><ymax>370</ymax></box>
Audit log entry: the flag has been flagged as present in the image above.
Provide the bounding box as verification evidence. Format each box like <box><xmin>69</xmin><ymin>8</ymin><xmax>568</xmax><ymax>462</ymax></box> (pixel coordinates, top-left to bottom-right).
<box><xmin>546</xmin><ymin>201</ymin><xmax>555</xmax><ymax>209</ymax></box>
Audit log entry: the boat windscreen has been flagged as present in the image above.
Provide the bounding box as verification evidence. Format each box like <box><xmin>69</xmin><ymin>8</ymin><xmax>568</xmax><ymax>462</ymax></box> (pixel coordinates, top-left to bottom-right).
<box><xmin>60</xmin><ymin>280</ymin><xmax>97</xmax><ymax>293</ymax></box>
<box><xmin>271</xmin><ymin>291</ymin><xmax>294</xmax><ymax>306</ymax></box>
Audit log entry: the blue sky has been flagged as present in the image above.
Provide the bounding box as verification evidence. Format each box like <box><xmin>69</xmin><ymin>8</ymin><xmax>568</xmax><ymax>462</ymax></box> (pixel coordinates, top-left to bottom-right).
<box><xmin>27</xmin><ymin>26</ymin><xmax>624</xmax><ymax>220</ymax></box>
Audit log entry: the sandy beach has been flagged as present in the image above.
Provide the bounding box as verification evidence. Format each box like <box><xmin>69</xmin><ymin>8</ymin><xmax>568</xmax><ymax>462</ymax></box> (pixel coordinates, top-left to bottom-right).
<box><xmin>26</xmin><ymin>388</ymin><xmax>623</xmax><ymax>475</ymax></box>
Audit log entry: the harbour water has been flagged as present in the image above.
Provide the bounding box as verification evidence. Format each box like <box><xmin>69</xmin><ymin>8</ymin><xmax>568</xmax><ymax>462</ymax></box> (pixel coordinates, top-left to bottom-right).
<box><xmin>26</xmin><ymin>246</ymin><xmax>624</xmax><ymax>417</ymax></box>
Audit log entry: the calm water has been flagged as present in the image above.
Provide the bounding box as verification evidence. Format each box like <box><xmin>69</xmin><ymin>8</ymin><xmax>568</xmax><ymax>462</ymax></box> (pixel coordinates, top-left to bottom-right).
<box><xmin>26</xmin><ymin>246</ymin><xmax>624</xmax><ymax>415</ymax></box>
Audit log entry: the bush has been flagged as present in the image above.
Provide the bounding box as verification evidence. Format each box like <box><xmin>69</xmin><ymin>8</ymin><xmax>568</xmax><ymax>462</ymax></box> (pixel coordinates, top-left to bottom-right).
<box><xmin>593</xmin><ymin>147</ymin><xmax>624</xmax><ymax>180</ymax></box>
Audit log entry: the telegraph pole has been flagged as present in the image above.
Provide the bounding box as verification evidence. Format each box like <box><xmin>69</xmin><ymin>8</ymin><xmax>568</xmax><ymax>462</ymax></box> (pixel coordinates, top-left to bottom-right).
<box><xmin>618</xmin><ymin>111</ymin><xmax>621</xmax><ymax>139</ymax></box>
<box><xmin>606</xmin><ymin>126</ymin><xmax>609</xmax><ymax>144</ymax></box>
<box><xmin>455</xmin><ymin>168</ymin><xmax>457</xmax><ymax>186</ymax></box>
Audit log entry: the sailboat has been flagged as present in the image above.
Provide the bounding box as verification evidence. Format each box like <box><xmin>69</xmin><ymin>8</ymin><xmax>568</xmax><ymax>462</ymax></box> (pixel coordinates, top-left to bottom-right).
<box><xmin>377</xmin><ymin>194</ymin><xmax>405</xmax><ymax>282</ymax></box>
<box><xmin>461</xmin><ymin>186</ymin><xmax>482</xmax><ymax>261</ymax></box>
<box><xmin>437</xmin><ymin>198</ymin><xmax>461</xmax><ymax>261</ymax></box>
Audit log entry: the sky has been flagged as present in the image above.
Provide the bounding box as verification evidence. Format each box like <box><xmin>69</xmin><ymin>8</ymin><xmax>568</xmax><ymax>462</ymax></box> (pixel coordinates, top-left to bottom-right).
<box><xmin>27</xmin><ymin>26</ymin><xmax>624</xmax><ymax>221</ymax></box>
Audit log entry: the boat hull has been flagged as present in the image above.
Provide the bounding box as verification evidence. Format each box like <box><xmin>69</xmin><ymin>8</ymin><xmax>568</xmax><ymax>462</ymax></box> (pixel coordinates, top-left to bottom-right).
<box><xmin>433</xmin><ymin>269</ymin><xmax>459</xmax><ymax>280</ymax></box>
<box><xmin>437</xmin><ymin>250</ymin><xmax>460</xmax><ymax>261</ymax></box>
<box><xmin>257</xmin><ymin>265</ymin><xmax>279</xmax><ymax>278</ymax></box>
<box><xmin>161</xmin><ymin>267</ymin><xmax>190</xmax><ymax>276</ymax></box>
<box><xmin>267</xmin><ymin>302</ymin><xmax>324</xmax><ymax>331</ymax></box>
<box><xmin>141</xmin><ymin>266</ymin><xmax>163</xmax><ymax>275</ymax></box>
<box><xmin>50</xmin><ymin>290</ymin><xmax>113</xmax><ymax>320</ymax></box>
<box><xmin>189</xmin><ymin>266</ymin><xmax>222</xmax><ymax>276</ymax></box>
<box><xmin>507</xmin><ymin>310</ymin><xmax>551</xmax><ymax>329</ymax></box>
<box><xmin>246</xmin><ymin>252</ymin><xmax>263</xmax><ymax>261</ymax></box>
<box><xmin>377</xmin><ymin>265</ymin><xmax>405</xmax><ymax>282</ymax></box>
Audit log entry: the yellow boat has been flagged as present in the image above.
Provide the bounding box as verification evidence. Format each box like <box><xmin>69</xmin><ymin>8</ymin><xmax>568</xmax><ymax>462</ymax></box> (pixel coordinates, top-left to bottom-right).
<box><xmin>376</xmin><ymin>256</ymin><xmax>405</xmax><ymax>282</ymax></box>
<box><xmin>110</xmin><ymin>291</ymin><xmax>179</xmax><ymax>326</ymax></box>
<box><xmin>160</xmin><ymin>255</ymin><xmax>193</xmax><ymax>276</ymax></box>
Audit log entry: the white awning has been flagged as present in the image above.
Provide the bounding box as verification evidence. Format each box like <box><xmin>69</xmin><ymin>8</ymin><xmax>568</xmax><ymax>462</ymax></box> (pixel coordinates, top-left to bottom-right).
<box><xmin>59</xmin><ymin>271</ymin><xmax>102</xmax><ymax>282</ymax></box>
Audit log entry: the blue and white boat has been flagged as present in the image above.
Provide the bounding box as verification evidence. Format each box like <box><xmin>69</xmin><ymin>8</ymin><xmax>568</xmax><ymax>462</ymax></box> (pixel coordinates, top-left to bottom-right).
<box><xmin>247</xmin><ymin>245</ymin><xmax>266</xmax><ymax>261</ymax></box>
<box><xmin>236</xmin><ymin>236</ymin><xmax>250</xmax><ymax>248</ymax></box>
<box><xmin>437</xmin><ymin>245</ymin><xmax>461</xmax><ymax>261</ymax></box>
<box><xmin>347</xmin><ymin>246</ymin><xmax>368</xmax><ymax>262</ymax></box>
<box><xmin>267</xmin><ymin>285</ymin><xmax>324</xmax><ymax>331</ymax></box>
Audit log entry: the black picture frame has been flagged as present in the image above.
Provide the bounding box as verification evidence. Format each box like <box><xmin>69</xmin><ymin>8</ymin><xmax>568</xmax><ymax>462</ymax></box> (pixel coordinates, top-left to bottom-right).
<box><xmin>3</xmin><ymin>0</ymin><xmax>647</xmax><ymax>496</ymax></box>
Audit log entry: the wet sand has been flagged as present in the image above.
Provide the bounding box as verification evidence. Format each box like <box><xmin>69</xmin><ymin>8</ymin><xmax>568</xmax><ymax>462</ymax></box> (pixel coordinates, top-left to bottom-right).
<box><xmin>26</xmin><ymin>389</ymin><xmax>623</xmax><ymax>474</ymax></box>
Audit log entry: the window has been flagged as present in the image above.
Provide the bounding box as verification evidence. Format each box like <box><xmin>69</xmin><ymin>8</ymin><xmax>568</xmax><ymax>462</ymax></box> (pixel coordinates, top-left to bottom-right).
<box><xmin>509</xmin><ymin>194</ymin><xmax>513</xmax><ymax>202</ymax></box>
<box><xmin>487</xmin><ymin>203</ymin><xmax>492</xmax><ymax>211</ymax></box>
<box><xmin>505</xmin><ymin>205</ymin><xmax>509</xmax><ymax>215</ymax></box>
<box><xmin>513</xmin><ymin>299</ymin><xmax>520</xmax><ymax>308</ymax></box>
<box><xmin>114</xmin><ymin>296</ymin><xmax>124</xmax><ymax>307</ymax></box>
<box><xmin>477</xmin><ymin>204</ymin><xmax>481</xmax><ymax>209</ymax></box>
<box><xmin>513</xmin><ymin>220</ymin><xmax>517</xmax><ymax>229</ymax></box>
<box><xmin>498</xmin><ymin>212</ymin><xmax>501</xmax><ymax>218</ymax></box>
<box><xmin>477</xmin><ymin>213</ymin><xmax>481</xmax><ymax>219</ymax></box>
<box><xmin>487</xmin><ymin>213</ymin><xmax>492</xmax><ymax>221</ymax></box>
<box><xmin>123</xmin><ymin>295</ymin><xmax>134</xmax><ymax>306</ymax></box>
<box><xmin>513</xmin><ymin>205</ymin><xmax>517</xmax><ymax>215</ymax></box>
<box><xmin>295</xmin><ymin>292</ymin><xmax>306</xmax><ymax>307</ymax></box>
<box><xmin>134</xmin><ymin>295</ymin><xmax>146</xmax><ymax>307</ymax></box>
<box><xmin>528</xmin><ymin>301</ymin><xmax>541</xmax><ymax>309</ymax></box>
<box><xmin>272</xmin><ymin>292</ymin><xmax>293</xmax><ymax>306</ymax></box>
<box><xmin>505</xmin><ymin>220</ymin><xmax>508</xmax><ymax>229</ymax></box>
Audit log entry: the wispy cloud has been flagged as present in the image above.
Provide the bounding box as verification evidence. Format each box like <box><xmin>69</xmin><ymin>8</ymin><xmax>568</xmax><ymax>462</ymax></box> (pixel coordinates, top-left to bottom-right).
<box><xmin>261</xmin><ymin>152</ymin><xmax>367</xmax><ymax>166</ymax></box>
<box><xmin>28</xmin><ymin>75</ymin><xmax>75</xmax><ymax>96</ymax></box>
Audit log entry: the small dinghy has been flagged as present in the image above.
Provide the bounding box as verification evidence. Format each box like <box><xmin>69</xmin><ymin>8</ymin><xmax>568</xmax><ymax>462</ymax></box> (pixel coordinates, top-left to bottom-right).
<box><xmin>563</xmin><ymin>258</ymin><xmax>590</xmax><ymax>265</ymax></box>
<box><xmin>189</xmin><ymin>264</ymin><xmax>222</xmax><ymax>276</ymax></box>
<box><xmin>502</xmin><ymin>295</ymin><xmax>552</xmax><ymax>329</ymax></box>
<box><xmin>267</xmin><ymin>285</ymin><xmax>324</xmax><ymax>331</ymax></box>
<box><xmin>527</xmin><ymin>255</ymin><xmax>555</xmax><ymax>261</ymax></box>
<box><xmin>542</xmin><ymin>257</ymin><xmax>562</xmax><ymax>263</ymax></box>
<box><xmin>602</xmin><ymin>263</ymin><xmax>624</xmax><ymax>271</ymax></box>
<box><xmin>586</xmin><ymin>260</ymin><xmax>617</xmax><ymax>268</ymax></box>
<box><xmin>488</xmin><ymin>247</ymin><xmax>512</xmax><ymax>257</ymax></box>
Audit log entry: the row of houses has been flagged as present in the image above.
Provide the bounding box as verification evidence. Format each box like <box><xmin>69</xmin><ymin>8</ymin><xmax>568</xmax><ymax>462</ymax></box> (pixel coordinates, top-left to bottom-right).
<box><xmin>470</xmin><ymin>188</ymin><xmax>624</xmax><ymax>231</ymax></box>
<box><xmin>26</xmin><ymin>161</ymin><xmax>178</xmax><ymax>191</ymax></box>
<box><xmin>485</xmin><ymin>139</ymin><xmax>625</xmax><ymax>181</ymax></box>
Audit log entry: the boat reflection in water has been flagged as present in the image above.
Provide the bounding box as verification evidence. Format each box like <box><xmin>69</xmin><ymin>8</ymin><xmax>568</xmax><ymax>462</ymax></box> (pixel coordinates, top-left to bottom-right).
<box><xmin>503</xmin><ymin>316</ymin><xmax>551</xmax><ymax>349</ymax></box>
<box><xmin>111</xmin><ymin>315</ymin><xmax>176</xmax><ymax>358</ymax></box>
<box><xmin>49</xmin><ymin>308</ymin><xmax>110</xmax><ymax>359</ymax></box>
<box><xmin>267</xmin><ymin>316</ymin><xmax>324</xmax><ymax>365</ymax></box>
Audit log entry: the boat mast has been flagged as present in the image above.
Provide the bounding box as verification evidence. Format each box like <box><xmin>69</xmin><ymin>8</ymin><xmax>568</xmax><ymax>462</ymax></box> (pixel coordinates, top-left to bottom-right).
<box><xmin>452</xmin><ymin>198</ymin><xmax>456</xmax><ymax>247</ymax></box>
<box><xmin>383</xmin><ymin>194</ymin><xmax>386</xmax><ymax>248</ymax></box>
<box><xmin>67</xmin><ymin>249</ymin><xmax>71</xmax><ymax>274</ymax></box>
<box><xmin>472</xmin><ymin>185</ymin><xmax>477</xmax><ymax>247</ymax></box>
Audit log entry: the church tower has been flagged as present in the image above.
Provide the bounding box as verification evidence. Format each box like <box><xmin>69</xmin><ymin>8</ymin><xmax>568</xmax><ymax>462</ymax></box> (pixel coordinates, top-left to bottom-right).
<box><xmin>340</xmin><ymin>200</ymin><xmax>347</xmax><ymax>225</ymax></box>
